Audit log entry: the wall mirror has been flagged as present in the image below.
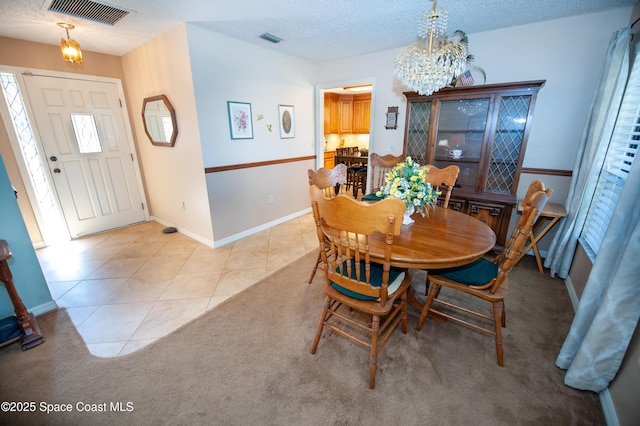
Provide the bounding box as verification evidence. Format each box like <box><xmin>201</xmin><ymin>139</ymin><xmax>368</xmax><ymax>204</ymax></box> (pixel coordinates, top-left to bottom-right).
<box><xmin>142</xmin><ymin>95</ymin><xmax>178</xmax><ymax>147</ymax></box>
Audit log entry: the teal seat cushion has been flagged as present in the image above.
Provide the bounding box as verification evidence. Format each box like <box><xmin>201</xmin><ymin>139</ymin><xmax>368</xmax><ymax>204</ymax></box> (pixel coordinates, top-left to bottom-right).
<box><xmin>361</xmin><ymin>193</ymin><xmax>384</xmax><ymax>201</ymax></box>
<box><xmin>0</xmin><ymin>315</ymin><xmax>20</xmax><ymax>343</ymax></box>
<box><xmin>331</xmin><ymin>260</ymin><xmax>405</xmax><ymax>301</ymax></box>
<box><xmin>435</xmin><ymin>258</ymin><xmax>498</xmax><ymax>286</ymax></box>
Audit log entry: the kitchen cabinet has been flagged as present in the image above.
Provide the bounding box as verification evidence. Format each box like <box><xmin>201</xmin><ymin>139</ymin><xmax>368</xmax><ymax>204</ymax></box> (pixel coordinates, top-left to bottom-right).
<box><xmin>324</xmin><ymin>151</ymin><xmax>336</xmax><ymax>169</ymax></box>
<box><xmin>403</xmin><ymin>80</ymin><xmax>545</xmax><ymax>248</ymax></box>
<box><xmin>339</xmin><ymin>95</ymin><xmax>353</xmax><ymax>133</ymax></box>
<box><xmin>324</xmin><ymin>92</ymin><xmax>371</xmax><ymax>134</ymax></box>
<box><xmin>352</xmin><ymin>93</ymin><xmax>371</xmax><ymax>133</ymax></box>
<box><xmin>324</xmin><ymin>93</ymin><xmax>340</xmax><ymax>134</ymax></box>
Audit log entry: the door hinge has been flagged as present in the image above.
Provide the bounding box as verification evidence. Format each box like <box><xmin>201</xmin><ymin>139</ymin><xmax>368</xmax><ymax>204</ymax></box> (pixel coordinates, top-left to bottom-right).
<box><xmin>119</xmin><ymin>99</ymin><xmax>122</xmax><ymax>107</ymax></box>
<box><xmin>131</xmin><ymin>153</ymin><xmax>134</xmax><ymax>161</ymax></box>
<box><xmin>141</xmin><ymin>202</ymin><xmax>145</xmax><ymax>210</ymax></box>
<box><xmin>22</xmin><ymin>72</ymin><xmax>33</xmax><ymax>77</ymax></box>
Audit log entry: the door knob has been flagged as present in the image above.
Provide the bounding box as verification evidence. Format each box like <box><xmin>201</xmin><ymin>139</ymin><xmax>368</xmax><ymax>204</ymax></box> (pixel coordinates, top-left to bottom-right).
<box><xmin>53</xmin><ymin>168</ymin><xmax>61</xmax><ymax>174</ymax></box>
<box><xmin>50</xmin><ymin>156</ymin><xmax>57</xmax><ymax>162</ymax></box>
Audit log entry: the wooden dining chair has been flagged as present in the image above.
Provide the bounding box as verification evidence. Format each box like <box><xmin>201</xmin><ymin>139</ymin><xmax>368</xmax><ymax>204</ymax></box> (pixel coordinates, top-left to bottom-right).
<box><xmin>369</xmin><ymin>153</ymin><xmax>403</xmax><ymax>193</ymax></box>
<box><xmin>309</xmin><ymin>185</ymin><xmax>412</xmax><ymax>389</ymax></box>
<box><xmin>307</xmin><ymin>164</ymin><xmax>348</xmax><ymax>283</ymax></box>
<box><xmin>360</xmin><ymin>153</ymin><xmax>404</xmax><ymax>201</ymax></box>
<box><xmin>416</xmin><ymin>189</ymin><xmax>550</xmax><ymax>367</ymax></box>
<box><xmin>513</xmin><ymin>179</ymin><xmax>553</xmax><ymax>267</ymax></box>
<box><xmin>308</xmin><ymin>163</ymin><xmax>347</xmax><ymax>197</ymax></box>
<box><xmin>523</xmin><ymin>179</ymin><xmax>546</xmax><ymax>201</ymax></box>
<box><xmin>423</xmin><ymin>165</ymin><xmax>460</xmax><ymax>208</ymax></box>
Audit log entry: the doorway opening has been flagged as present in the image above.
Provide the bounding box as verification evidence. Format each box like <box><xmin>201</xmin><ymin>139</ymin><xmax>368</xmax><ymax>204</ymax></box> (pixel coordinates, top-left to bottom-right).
<box><xmin>320</xmin><ymin>81</ymin><xmax>373</xmax><ymax>197</ymax></box>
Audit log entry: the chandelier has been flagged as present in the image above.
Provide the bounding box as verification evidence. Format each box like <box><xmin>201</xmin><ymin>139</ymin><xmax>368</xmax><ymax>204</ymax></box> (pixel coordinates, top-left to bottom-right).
<box><xmin>394</xmin><ymin>0</ymin><xmax>469</xmax><ymax>96</ymax></box>
<box><xmin>58</xmin><ymin>23</ymin><xmax>83</xmax><ymax>64</ymax></box>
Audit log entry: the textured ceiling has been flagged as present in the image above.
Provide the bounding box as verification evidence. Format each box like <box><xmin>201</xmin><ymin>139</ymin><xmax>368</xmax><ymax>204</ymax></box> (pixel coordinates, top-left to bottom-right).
<box><xmin>0</xmin><ymin>0</ymin><xmax>635</xmax><ymax>63</ymax></box>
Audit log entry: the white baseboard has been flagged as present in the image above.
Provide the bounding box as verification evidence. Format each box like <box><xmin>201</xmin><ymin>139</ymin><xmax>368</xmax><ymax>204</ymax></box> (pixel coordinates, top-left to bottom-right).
<box><xmin>30</xmin><ymin>300</ymin><xmax>58</xmax><ymax>316</ymax></box>
<box><xmin>151</xmin><ymin>208</ymin><xmax>312</xmax><ymax>249</ymax></box>
<box><xmin>150</xmin><ymin>217</ymin><xmax>215</xmax><ymax>248</ymax></box>
<box><xmin>564</xmin><ymin>275</ymin><xmax>617</xmax><ymax>425</ymax></box>
<box><xmin>563</xmin><ymin>275</ymin><xmax>579</xmax><ymax>311</ymax></box>
<box><xmin>213</xmin><ymin>208</ymin><xmax>312</xmax><ymax>248</ymax></box>
<box><xmin>599</xmin><ymin>388</ymin><xmax>620</xmax><ymax>426</ymax></box>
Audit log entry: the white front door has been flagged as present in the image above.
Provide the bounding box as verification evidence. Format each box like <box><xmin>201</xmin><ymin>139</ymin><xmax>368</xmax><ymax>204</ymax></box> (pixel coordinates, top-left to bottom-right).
<box><xmin>24</xmin><ymin>75</ymin><xmax>147</xmax><ymax>238</ymax></box>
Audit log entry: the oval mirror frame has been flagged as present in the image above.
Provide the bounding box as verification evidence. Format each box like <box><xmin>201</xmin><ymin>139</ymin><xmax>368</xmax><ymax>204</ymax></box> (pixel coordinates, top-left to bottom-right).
<box><xmin>141</xmin><ymin>95</ymin><xmax>178</xmax><ymax>147</ymax></box>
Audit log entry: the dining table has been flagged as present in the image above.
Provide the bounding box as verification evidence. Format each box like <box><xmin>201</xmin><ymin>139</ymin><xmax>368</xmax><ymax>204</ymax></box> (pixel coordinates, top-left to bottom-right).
<box><xmin>365</xmin><ymin>206</ymin><xmax>497</xmax><ymax>315</ymax></box>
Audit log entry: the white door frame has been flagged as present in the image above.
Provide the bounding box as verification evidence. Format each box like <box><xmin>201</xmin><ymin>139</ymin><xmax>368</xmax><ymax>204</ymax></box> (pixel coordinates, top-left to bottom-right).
<box><xmin>314</xmin><ymin>78</ymin><xmax>376</xmax><ymax>187</ymax></box>
<box><xmin>0</xmin><ymin>65</ymin><xmax>149</xmax><ymax>245</ymax></box>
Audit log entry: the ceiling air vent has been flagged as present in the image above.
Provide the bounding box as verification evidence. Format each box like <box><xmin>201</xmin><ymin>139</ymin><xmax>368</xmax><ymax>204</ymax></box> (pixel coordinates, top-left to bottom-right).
<box><xmin>47</xmin><ymin>0</ymin><xmax>132</xmax><ymax>26</ymax></box>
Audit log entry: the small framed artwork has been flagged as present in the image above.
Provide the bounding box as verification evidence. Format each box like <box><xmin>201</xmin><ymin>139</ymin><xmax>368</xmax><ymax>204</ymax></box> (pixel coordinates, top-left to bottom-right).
<box><xmin>385</xmin><ymin>106</ymin><xmax>399</xmax><ymax>130</ymax></box>
<box><xmin>227</xmin><ymin>101</ymin><xmax>253</xmax><ymax>139</ymax></box>
<box><xmin>278</xmin><ymin>105</ymin><xmax>295</xmax><ymax>138</ymax></box>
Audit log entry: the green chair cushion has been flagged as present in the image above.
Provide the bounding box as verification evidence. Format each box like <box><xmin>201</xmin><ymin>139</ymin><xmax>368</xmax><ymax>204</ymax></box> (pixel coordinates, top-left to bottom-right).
<box><xmin>361</xmin><ymin>193</ymin><xmax>384</xmax><ymax>201</ymax></box>
<box><xmin>435</xmin><ymin>258</ymin><xmax>498</xmax><ymax>286</ymax></box>
<box><xmin>331</xmin><ymin>260</ymin><xmax>405</xmax><ymax>301</ymax></box>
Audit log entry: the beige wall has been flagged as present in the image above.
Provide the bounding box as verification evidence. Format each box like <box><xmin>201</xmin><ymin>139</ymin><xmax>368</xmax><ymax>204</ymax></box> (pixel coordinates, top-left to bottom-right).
<box><xmin>186</xmin><ymin>25</ymin><xmax>317</xmax><ymax>242</ymax></box>
<box><xmin>0</xmin><ymin>37</ymin><xmax>128</xmax><ymax>245</ymax></box>
<box><xmin>121</xmin><ymin>25</ymin><xmax>213</xmax><ymax>244</ymax></box>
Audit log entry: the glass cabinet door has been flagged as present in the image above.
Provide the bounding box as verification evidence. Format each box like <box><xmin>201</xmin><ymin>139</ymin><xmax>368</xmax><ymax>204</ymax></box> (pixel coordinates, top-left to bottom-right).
<box><xmin>485</xmin><ymin>95</ymin><xmax>533</xmax><ymax>194</ymax></box>
<box><xmin>405</xmin><ymin>101</ymin><xmax>431</xmax><ymax>166</ymax></box>
<box><xmin>433</xmin><ymin>98</ymin><xmax>490</xmax><ymax>191</ymax></box>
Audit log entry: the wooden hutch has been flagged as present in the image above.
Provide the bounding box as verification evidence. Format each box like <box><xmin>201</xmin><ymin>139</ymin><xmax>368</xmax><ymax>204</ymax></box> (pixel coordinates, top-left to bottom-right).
<box><xmin>402</xmin><ymin>80</ymin><xmax>545</xmax><ymax>248</ymax></box>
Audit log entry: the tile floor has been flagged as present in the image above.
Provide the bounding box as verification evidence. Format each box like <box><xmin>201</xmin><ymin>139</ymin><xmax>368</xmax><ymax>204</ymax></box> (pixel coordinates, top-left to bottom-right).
<box><xmin>36</xmin><ymin>214</ymin><xmax>319</xmax><ymax>358</ymax></box>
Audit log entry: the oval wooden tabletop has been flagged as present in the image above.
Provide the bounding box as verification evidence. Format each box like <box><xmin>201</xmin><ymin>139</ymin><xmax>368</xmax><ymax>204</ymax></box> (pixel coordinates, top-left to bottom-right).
<box><xmin>369</xmin><ymin>207</ymin><xmax>497</xmax><ymax>269</ymax></box>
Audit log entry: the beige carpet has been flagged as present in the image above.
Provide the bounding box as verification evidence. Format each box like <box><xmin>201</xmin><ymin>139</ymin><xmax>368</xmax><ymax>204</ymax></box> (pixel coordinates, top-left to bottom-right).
<box><xmin>0</xmin><ymin>251</ymin><xmax>604</xmax><ymax>425</ymax></box>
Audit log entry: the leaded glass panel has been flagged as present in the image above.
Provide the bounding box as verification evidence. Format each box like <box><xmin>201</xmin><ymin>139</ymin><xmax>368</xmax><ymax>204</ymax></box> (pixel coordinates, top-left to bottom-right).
<box><xmin>405</xmin><ymin>101</ymin><xmax>430</xmax><ymax>166</ymax></box>
<box><xmin>0</xmin><ymin>73</ymin><xmax>58</xmax><ymax>217</ymax></box>
<box><xmin>485</xmin><ymin>95</ymin><xmax>531</xmax><ymax>193</ymax></box>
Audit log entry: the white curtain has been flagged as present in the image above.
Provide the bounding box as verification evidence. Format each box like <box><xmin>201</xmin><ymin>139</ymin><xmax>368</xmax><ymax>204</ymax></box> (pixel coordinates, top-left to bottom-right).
<box><xmin>544</xmin><ymin>27</ymin><xmax>630</xmax><ymax>279</ymax></box>
<box><xmin>556</xmin><ymin>153</ymin><xmax>640</xmax><ymax>392</ymax></box>
<box><xmin>549</xmin><ymin>27</ymin><xmax>640</xmax><ymax>392</ymax></box>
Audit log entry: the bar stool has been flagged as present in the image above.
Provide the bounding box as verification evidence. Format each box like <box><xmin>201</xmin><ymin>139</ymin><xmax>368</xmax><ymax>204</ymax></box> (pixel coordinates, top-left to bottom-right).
<box><xmin>347</xmin><ymin>165</ymin><xmax>367</xmax><ymax>197</ymax></box>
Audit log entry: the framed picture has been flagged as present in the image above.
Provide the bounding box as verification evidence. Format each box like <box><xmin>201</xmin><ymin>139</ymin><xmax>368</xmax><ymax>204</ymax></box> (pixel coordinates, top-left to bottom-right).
<box><xmin>278</xmin><ymin>105</ymin><xmax>295</xmax><ymax>138</ymax></box>
<box><xmin>385</xmin><ymin>106</ymin><xmax>399</xmax><ymax>130</ymax></box>
<box><xmin>227</xmin><ymin>101</ymin><xmax>253</xmax><ymax>139</ymax></box>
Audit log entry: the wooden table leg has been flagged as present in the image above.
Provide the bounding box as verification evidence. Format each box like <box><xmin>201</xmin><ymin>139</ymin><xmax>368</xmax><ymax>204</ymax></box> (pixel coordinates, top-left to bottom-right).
<box><xmin>407</xmin><ymin>286</ymin><xmax>446</xmax><ymax>323</ymax></box>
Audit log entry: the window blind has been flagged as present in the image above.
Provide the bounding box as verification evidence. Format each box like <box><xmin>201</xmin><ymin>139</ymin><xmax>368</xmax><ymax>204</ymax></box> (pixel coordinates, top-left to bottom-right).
<box><xmin>580</xmin><ymin>48</ymin><xmax>640</xmax><ymax>258</ymax></box>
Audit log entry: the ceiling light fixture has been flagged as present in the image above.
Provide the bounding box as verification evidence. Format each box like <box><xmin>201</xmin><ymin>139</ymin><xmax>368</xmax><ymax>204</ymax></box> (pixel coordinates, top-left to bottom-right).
<box><xmin>259</xmin><ymin>32</ymin><xmax>282</xmax><ymax>44</ymax></box>
<box><xmin>343</xmin><ymin>84</ymin><xmax>372</xmax><ymax>93</ymax></box>
<box><xmin>394</xmin><ymin>0</ymin><xmax>471</xmax><ymax>96</ymax></box>
<box><xmin>58</xmin><ymin>22</ymin><xmax>83</xmax><ymax>64</ymax></box>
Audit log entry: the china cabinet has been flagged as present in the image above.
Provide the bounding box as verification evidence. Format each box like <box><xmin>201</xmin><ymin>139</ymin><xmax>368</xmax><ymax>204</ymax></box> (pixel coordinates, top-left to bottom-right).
<box><xmin>403</xmin><ymin>80</ymin><xmax>545</xmax><ymax>248</ymax></box>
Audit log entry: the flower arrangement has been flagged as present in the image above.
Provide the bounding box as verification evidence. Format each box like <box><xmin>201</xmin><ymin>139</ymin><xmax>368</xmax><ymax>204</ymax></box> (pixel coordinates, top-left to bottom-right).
<box><xmin>375</xmin><ymin>156</ymin><xmax>441</xmax><ymax>217</ymax></box>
